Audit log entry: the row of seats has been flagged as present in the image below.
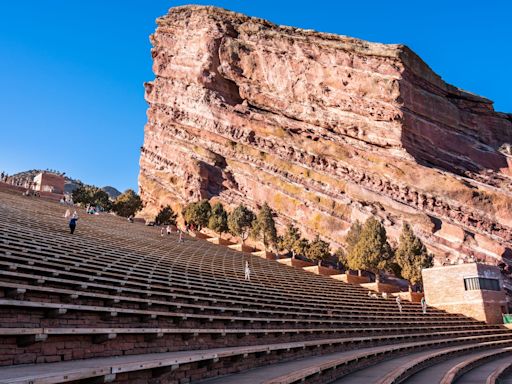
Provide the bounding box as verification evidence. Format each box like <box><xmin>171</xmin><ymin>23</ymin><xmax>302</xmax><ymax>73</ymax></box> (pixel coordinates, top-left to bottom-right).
<box><xmin>0</xmin><ymin>189</ymin><xmax>511</xmax><ymax>383</ymax></box>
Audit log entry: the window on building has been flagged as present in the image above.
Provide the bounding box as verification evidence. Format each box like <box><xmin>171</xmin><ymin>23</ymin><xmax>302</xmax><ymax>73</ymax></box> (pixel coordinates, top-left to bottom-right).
<box><xmin>464</xmin><ymin>277</ymin><xmax>501</xmax><ymax>291</ymax></box>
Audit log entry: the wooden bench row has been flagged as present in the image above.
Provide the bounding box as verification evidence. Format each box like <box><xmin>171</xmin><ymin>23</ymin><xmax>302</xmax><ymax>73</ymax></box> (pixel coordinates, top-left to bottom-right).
<box><xmin>1</xmin><ymin>333</ymin><xmax>511</xmax><ymax>384</ymax></box>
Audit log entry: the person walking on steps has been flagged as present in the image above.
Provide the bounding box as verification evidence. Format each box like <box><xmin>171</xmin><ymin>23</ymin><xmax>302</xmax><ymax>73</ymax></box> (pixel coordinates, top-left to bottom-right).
<box><xmin>244</xmin><ymin>260</ymin><xmax>251</xmax><ymax>281</ymax></box>
<box><xmin>69</xmin><ymin>215</ymin><xmax>78</xmax><ymax>234</ymax></box>
<box><xmin>178</xmin><ymin>230</ymin><xmax>184</xmax><ymax>243</ymax></box>
<box><xmin>396</xmin><ymin>295</ymin><xmax>402</xmax><ymax>313</ymax></box>
<box><xmin>421</xmin><ymin>296</ymin><xmax>427</xmax><ymax>314</ymax></box>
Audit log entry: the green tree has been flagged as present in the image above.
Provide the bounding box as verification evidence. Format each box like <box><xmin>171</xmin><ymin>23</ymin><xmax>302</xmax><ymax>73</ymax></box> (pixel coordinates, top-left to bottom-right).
<box><xmin>112</xmin><ymin>189</ymin><xmax>143</xmax><ymax>218</ymax></box>
<box><xmin>346</xmin><ymin>217</ymin><xmax>393</xmax><ymax>282</ymax></box>
<box><xmin>335</xmin><ymin>248</ymin><xmax>347</xmax><ymax>269</ymax></box>
<box><xmin>278</xmin><ymin>224</ymin><xmax>301</xmax><ymax>255</ymax></box>
<box><xmin>251</xmin><ymin>203</ymin><xmax>278</xmax><ymax>250</ymax></box>
<box><xmin>208</xmin><ymin>202</ymin><xmax>228</xmax><ymax>235</ymax></box>
<box><xmin>183</xmin><ymin>200</ymin><xmax>211</xmax><ymax>229</ymax></box>
<box><xmin>228</xmin><ymin>204</ymin><xmax>255</xmax><ymax>243</ymax></box>
<box><xmin>345</xmin><ymin>220</ymin><xmax>362</xmax><ymax>255</ymax></box>
<box><xmin>306</xmin><ymin>235</ymin><xmax>331</xmax><ymax>262</ymax></box>
<box><xmin>292</xmin><ymin>237</ymin><xmax>309</xmax><ymax>257</ymax></box>
<box><xmin>72</xmin><ymin>185</ymin><xmax>112</xmax><ymax>211</ymax></box>
<box><xmin>155</xmin><ymin>205</ymin><xmax>177</xmax><ymax>226</ymax></box>
<box><xmin>395</xmin><ymin>223</ymin><xmax>433</xmax><ymax>290</ymax></box>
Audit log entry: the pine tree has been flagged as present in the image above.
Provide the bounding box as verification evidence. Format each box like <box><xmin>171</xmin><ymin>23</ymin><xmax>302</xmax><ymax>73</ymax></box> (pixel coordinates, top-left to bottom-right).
<box><xmin>346</xmin><ymin>217</ymin><xmax>393</xmax><ymax>282</ymax></box>
<box><xmin>251</xmin><ymin>203</ymin><xmax>278</xmax><ymax>250</ymax></box>
<box><xmin>395</xmin><ymin>223</ymin><xmax>433</xmax><ymax>290</ymax></box>
<box><xmin>208</xmin><ymin>202</ymin><xmax>228</xmax><ymax>236</ymax></box>
<box><xmin>306</xmin><ymin>235</ymin><xmax>331</xmax><ymax>262</ymax></box>
<box><xmin>227</xmin><ymin>204</ymin><xmax>255</xmax><ymax>244</ymax></box>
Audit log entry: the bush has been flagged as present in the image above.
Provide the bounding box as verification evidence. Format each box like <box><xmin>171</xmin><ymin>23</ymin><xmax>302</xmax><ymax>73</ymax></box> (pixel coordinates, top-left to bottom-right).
<box><xmin>305</xmin><ymin>235</ymin><xmax>331</xmax><ymax>262</ymax></box>
<box><xmin>155</xmin><ymin>205</ymin><xmax>177</xmax><ymax>226</ymax></box>
<box><xmin>112</xmin><ymin>189</ymin><xmax>142</xmax><ymax>217</ymax></box>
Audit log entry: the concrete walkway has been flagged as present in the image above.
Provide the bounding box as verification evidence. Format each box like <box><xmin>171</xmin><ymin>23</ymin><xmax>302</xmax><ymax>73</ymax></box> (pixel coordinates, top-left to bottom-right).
<box><xmin>199</xmin><ymin>345</ymin><xmax>396</xmax><ymax>384</ymax></box>
<box><xmin>405</xmin><ymin>351</ymin><xmax>483</xmax><ymax>383</ymax></box>
<box><xmin>332</xmin><ymin>351</ymin><xmax>428</xmax><ymax>383</ymax></box>
<box><xmin>456</xmin><ymin>354</ymin><xmax>512</xmax><ymax>383</ymax></box>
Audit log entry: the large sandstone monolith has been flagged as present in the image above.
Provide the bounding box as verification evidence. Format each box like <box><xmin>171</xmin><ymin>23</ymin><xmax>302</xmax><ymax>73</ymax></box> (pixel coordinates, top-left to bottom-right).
<box><xmin>139</xmin><ymin>5</ymin><xmax>512</xmax><ymax>262</ymax></box>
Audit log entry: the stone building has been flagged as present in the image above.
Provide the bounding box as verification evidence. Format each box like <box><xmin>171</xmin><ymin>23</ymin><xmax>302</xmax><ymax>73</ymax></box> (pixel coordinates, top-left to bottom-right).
<box><xmin>33</xmin><ymin>172</ymin><xmax>65</xmax><ymax>195</ymax></box>
<box><xmin>422</xmin><ymin>263</ymin><xmax>508</xmax><ymax>324</ymax></box>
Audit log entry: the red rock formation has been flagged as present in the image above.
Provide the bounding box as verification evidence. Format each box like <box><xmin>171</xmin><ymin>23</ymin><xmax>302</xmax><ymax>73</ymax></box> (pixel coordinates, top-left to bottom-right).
<box><xmin>139</xmin><ymin>5</ymin><xmax>512</xmax><ymax>262</ymax></box>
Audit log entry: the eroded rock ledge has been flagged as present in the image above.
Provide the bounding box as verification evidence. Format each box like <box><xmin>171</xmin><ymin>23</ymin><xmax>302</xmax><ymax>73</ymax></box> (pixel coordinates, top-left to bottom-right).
<box><xmin>139</xmin><ymin>5</ymin><xmax>512</xmax><ymax>263</ymax></box>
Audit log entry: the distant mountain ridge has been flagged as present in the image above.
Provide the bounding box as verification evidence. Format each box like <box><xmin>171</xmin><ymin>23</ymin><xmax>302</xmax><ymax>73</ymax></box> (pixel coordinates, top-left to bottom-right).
<box><xmin>9</xmin><ymin>169</ymin><xmax>121</xmax><ymax>198</ymax></box>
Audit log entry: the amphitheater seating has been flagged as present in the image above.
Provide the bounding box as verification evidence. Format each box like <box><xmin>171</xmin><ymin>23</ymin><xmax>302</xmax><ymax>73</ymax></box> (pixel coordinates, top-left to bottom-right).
<box><xmin>0</xmin><ymin>189</ymin><xmax>511</xmax><ymax>383</ymax></box>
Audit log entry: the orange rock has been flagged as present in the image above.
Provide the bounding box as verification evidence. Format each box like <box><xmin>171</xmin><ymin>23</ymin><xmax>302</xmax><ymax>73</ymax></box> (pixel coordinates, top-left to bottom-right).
<box><xmin>139</xmin><ymin>5</ymin><xmax>512</xmax><ymax>263</ymax></box>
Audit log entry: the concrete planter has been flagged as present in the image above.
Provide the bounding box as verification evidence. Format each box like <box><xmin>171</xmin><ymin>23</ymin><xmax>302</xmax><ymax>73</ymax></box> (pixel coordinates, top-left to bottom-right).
<box><xmin>360</xmin><ymin>282</ymin><xmax>400</xmax><ymax>294</ymax></box>
<box><xmin>189</xmin><ymin>231</ymin><xmax>210</xmax><ymax>239</ymax></box>
<box><xmin>206</xmin><ymin>237</ymin><xmax>233</xmax><ymax>245</ymax></box>
<box><xmin>252</xmin><ymin>250</ymin><xmax>276</xmax><ymax>260</ymax></box>
<box><xmin>330</xmin><ymin>274</ymin><xmax>370</xmax><ymax>284</ymax></box>
<box><xmin>228</xmin><ymin>243</ymin><xmax>254</xmax><ymax>253</ymax></box>
<box><xmin>303</xmin><ymin>265</ymin><xmax>340</xmax><ymax>276</ymax></box>
<box><xmin>277</xmin><ymin>258</ymin><xmax>315</xmax><ymax>268</ymax></box>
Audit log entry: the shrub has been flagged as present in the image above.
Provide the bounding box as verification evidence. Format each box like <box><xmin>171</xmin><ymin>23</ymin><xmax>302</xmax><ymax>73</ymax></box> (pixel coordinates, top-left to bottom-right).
<box><xmin>112</xmin><ymin>189</ymin><xmax>142</xmax><ymax>217</ymax></box>
<box><xmin>155</xmin><ymin>205</ymin><xmax>177</xmax><ymax>226</ymax></box>
<box><xmin>305</xmin><ymin>235</ymin><xmax>331</xmax><ymax>262</ymax></box>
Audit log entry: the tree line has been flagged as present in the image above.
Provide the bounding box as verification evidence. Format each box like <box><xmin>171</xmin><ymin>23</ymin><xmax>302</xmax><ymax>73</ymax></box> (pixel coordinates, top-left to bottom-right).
<box><xmin>156</xmin><ymin>199</ymin><xmax>433</xmax><ymax>289</ymax></box>
<box><xmin>71</xmin><ymin>187</ymin><xmax>433</xmax><ymax>289</ymax></box>
<box><xmin>72</xmin><ymin>185</ymin><xmax>143</xmax><ymax>218</ymax></box>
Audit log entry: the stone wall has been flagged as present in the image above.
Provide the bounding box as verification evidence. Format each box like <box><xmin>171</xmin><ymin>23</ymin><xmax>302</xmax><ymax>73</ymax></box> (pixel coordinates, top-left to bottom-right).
<box><xmin>422</xmin><ymin>263</ymin><xmax>507</xmax><ymax>324</ymax></box>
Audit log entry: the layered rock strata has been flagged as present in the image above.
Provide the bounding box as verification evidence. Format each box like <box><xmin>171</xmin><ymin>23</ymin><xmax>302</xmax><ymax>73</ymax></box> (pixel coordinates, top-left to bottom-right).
<box><xmin>139</xmin><ymin>5</ymin><xmax>512</xmax><ymax>264</ymax></box>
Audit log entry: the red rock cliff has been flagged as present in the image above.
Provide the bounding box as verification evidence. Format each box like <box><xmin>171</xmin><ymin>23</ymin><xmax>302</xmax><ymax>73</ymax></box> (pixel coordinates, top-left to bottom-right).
<box><xmin>139</xmin><ymin>5</ymin><xmax>512</xmax><ymax>263</ymax></box>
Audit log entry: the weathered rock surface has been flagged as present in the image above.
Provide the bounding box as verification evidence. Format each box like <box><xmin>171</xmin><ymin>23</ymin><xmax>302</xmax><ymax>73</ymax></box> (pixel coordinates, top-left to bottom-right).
<box><xmin>139</xmin><ymin>5</ymin><xmax>512</xmax><ymax>263</ymax></box>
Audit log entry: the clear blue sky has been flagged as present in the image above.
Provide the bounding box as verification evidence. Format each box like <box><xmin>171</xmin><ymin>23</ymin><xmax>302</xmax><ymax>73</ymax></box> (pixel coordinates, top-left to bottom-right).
<box><xmin>1</xmin><ymin>1</ymin><xmax>510</xmax><ymax>192</ymax></box>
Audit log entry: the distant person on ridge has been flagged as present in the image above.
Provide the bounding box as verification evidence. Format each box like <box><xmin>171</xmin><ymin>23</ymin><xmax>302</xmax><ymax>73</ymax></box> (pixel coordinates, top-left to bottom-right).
<box><xmin>244</xmin><ymin>261</ymin><xmax>251</xmax><ymax>281</ymax></box>
<box><xmin>396</xmin><ymin>296</ymin><xmax>402</xmax><ymax>313</ymax></box>
<box><xmin>178</xmin><ymin>230</ymin><xmax>184</xmax><ymax>243</ymax></box>
<box><xmin>69</xmin><ymin>215</ymin><xmax>78</xmax><ymax>234</ymax></box>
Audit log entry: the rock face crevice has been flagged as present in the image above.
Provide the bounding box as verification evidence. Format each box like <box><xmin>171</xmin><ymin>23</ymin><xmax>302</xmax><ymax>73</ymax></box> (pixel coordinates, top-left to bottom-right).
<box><xmin>139</xmin><ymin>5</ymin><xmax>512</xmax><ymax>262</ymax></box>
